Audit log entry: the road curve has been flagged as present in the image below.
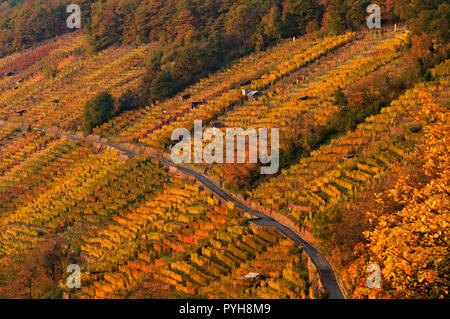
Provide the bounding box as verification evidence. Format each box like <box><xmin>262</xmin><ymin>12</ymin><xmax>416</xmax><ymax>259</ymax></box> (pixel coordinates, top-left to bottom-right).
<box><xmin>0</xmin><ymin>123</ymin><xmax>346</xmax><ymax>299</ymax></box>
<box><xmin>164</xmin><ymin>161</ymin><xmax>345</xmax><ymax>299</ymax></box>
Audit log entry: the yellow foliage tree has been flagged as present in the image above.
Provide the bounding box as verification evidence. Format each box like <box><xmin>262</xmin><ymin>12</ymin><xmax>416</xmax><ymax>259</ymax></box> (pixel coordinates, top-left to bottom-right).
<box><xmin>352</xmin><ymin>90</ymin><xmax>449</xmax><ymax>298</ymax></box>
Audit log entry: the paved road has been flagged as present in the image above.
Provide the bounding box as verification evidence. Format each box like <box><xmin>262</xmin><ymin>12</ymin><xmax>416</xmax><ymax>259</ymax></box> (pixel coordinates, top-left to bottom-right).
<box><xmin>0</xmin><ymin>123</ymin><xmax>346</xmax><ymax>299</ymax></box>
<box><xmin>165</xmin><ymin>161</ymin><xmax>345</xmax><ymax>299</ymax></box>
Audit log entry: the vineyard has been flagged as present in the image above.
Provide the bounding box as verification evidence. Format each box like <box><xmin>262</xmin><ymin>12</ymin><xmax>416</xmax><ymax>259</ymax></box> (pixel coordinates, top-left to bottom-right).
<box><xmin>0</xmin><ymin>132</ymin><xmax>318</xmax><ymax>298</ymax></box>
<box><xmin>0</xmin><ymin>32</ymin><xmax>152</xmax><ymax>130</ymax></box>
<box><xmin>0</xmin><ymin>19</ymin><xmax>447</xmax><ymax>300</ymax></box>
<box><xmin>250</xmin><ymin>61</ymin><xmax>449</xmax><ymax>227</ymax></box>
<box><xmin>77</xmin><ymin>179</ymin><xmax>314</xmax><ymax>299</ymax></box>
<box><xmin>96</xmin><ymin>33</ymin><xmax>355</xmax><ymax>145</ymax></box>
<box><xmin>196</xmin><ymin>30</ymin><xmax>411</xmax><ymax>188</ymax></box>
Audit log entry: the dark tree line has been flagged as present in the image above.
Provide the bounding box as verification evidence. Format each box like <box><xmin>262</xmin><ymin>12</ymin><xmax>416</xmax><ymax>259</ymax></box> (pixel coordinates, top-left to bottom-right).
<box><xmin>1</xmin><ymin>0</ymin><xmax>447</xmax><ymax>57</ymax></box>
<box><xmin>0</xmin><ymin>0</ymin><xmax>447</xmax><ymax>119</ymax></box>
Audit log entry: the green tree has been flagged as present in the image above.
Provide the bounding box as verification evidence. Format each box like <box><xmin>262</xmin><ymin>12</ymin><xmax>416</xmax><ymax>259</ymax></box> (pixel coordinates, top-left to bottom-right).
<box><xmin>313</xmin><ymin>204</ymin><xmax>344</xmax><ymax>255</ymax></box>
<box><xmin>81</xmin><ymin>92</ymin><xmax>115</xmax><ymax>135</ymax></box>
<box><xmin>283</xmin><ymin>0</ymin><xmax>323</xmax><ymax>36</ymax></box>
<box><xmin>328</xmin><ymin>0</ymin><xmax>347</xmax><ymax>34</ymax></box>
<box><xmin>409</xmin><ymin>2</ymin><xmax>449</xmax><ymax>43</ymax></box>
<box><xmin>117</xmin><ymin>89</ymin><xmax>142</xmax><ymax>113</ymax></box>
<box><xmin>225</xmin><ymin>2</ymin><xmax>265</xmax><ymax>50</ymax></box>
<box><xmin>255</xmin><ymin>6</ymin><xmax>283</xmax><ymax>50</ymax></box>
<box><xmin>148</xmin><ymin>72</ymin><xmax>178</xmax><ymax>104</ymax></box>
<box><xmin>349</xmin><ymin>0</ymin><xmax>372</xmax><ymax>29</ymax></box>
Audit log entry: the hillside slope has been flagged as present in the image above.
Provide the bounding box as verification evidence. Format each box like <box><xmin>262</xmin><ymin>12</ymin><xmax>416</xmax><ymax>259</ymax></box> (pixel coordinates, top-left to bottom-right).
<box><xmin>0</xmin><ymin>18</ymin><xmax>448</xmax><ymax>300</ymax></box>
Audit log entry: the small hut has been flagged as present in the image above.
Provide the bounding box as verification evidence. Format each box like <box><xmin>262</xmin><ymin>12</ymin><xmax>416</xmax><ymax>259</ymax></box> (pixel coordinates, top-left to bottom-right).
<box><xmin>247</xmin><ymin>90</ymin><xmax>262</xmax><ymax>101</ymax></box>
<box><xmin>179</xmin><ymin>94</ymin><xmax>191</xmax><ymax>102</ymax></box>
<box><xmin>190</xmin><ymin>100</ymin><xmax>204</xmax><ymax>109</ymax></box>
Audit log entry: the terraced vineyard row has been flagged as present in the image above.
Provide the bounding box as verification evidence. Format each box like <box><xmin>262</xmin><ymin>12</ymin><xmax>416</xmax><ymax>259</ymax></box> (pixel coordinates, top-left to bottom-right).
<box><xmin>199</xmin><ymin>237</ymin><xmax>312</xmax><ymax>299</ymax></box>
<box><xmin>95</xmin><ymin>35</ymin><xmax>331</xmax><ymax>137</ymax></box>
<box><xmin>0</xmin><ymin>32</ymin><xmax>85</xmax><ymax>101</ymax></box>
<box><xmin>0</xmin><ymin>139</ymin><xmax>94</xmax><ymax>215</ymax></box>
<box><xmin>0</xmin><ymin>36</ymin><xmax>60</xmax><ymax>78</ymax></box>
<box><xmin>0</xmin><ymin>126</ymin><xmax>17</xmax><ymax>143</ymax></box>
<box><xmin>78</xmin><ymin>180</ymin><xmax>238</xmax><ymax>298</ymax></box>
<box><xmin>100</xmin><ymin>33</ymin><xmax>354</xmax><ymax>146</ymax></box>
<box><xmin>213</xmin><ymin>31</ymin><xmax>408</xmax><ymax>135</ymax></box>
<box><xmin>0</xmin><ymin>34</ymin><xmax>152</xmax><ymax>130</ymax></box>
<box><xmin>157</xmin><ymin>228</ymin><xmax>313</xmax><ymax>298</ymax></box>
<box><xmin>0</xmin><ymin>151</ymin><xmax>167</xmax><ymax>257</ymax></box>
<box><xmin>250</xmin><ymin>67</ymin><xmax>448</xmax><ymax>225</ymax></box>
<box><xmin>74</xmin><ymin>178</ymin><xmax>313</xmax><ymax>299</ymax></box>
<box><xmin>189</xmin><ymin>31</ymin><xmax>409</xmax><ymax>184</ymax></box>
<box><xmin>0</xmin><ymin>132</ymin><xmax>58</xmax><ymax>177</ymax></box>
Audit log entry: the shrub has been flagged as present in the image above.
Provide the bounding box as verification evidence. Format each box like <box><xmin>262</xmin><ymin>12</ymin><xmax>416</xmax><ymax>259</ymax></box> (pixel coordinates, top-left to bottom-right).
<box><xmin>116</xmin><ymin>89</ymin><xmax>142</xmax><ymax>113</ymax></box>
<box><xmin>81</xmin><ymin>92</ymin><xmax>115</xmax><ymax>136</ymax></box>
<box><xmin>312</xmin><ymin>204</ymin><xmax>343</xmax><ymax>255</ymax></box>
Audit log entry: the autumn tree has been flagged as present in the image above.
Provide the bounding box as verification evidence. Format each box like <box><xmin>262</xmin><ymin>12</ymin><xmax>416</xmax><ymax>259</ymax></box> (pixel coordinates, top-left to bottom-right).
<box><xmin>0</xmin><ymin>241</ymin><xmax>66</xmax><ymax>299</ymax></box>
<box><xmin>352</xmin><ymin>91</ymin><xmax>449</xmax><ymax>299</ymax></box>
<box><xmin>255</xmin><ymin>6</ymin><xmax>283</xmax><ymax>50</ymax></box>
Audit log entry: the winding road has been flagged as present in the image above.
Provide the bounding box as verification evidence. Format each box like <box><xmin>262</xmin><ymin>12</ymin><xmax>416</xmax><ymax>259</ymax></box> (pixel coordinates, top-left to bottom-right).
<box><xmin>1</xmin><ymin>122</ymin><xmax>346</xmax><ymax>299</ymax></box>
<box><xmin>165</xmin><ymin>161</ymin><xmax>346</xmax><ymax>299</ymax></box>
